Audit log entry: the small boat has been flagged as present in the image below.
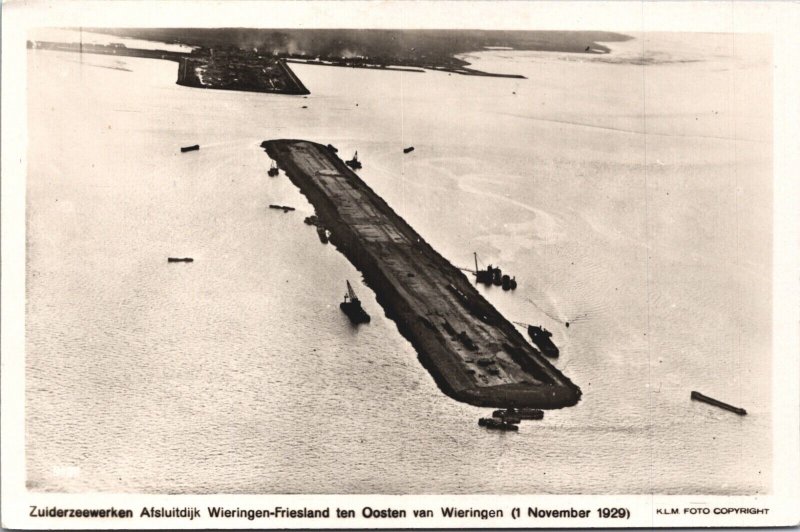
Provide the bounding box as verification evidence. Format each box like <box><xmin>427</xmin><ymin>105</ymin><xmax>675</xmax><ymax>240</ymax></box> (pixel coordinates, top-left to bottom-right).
<box><xmin>269</xmin><ymin>204</ymin><xmax>295</xmax><ymax>212</ymax></box>
<box><xmin>167</xmin><ymin>257</ymin><xmax>194</xmax><ymax>263</ymax></box>
<box><xmin>403</xmin><ymin>146</ymin><xmax>415</xmax><ymax>154</ymax></box>
<box><xmin>527</xmin><ymin>325</ymin><xmax>559</xmax><ymax>358</ymax></box>
<box><xmin>316</xmin><ymin>226</ymin><xmax>329</xmax><ymax>244</ymax></box>
<box><xmin>326</xmin><ymin>144</ymin><xmax>338</xmax><ymax>153</ymax></box>
<box><xmin>180</xmin><ymin>144</ymin><xmax>200</xmax><ymax>153</ymax></box>
<box><xmin>478</xmin><ymin>418</ymin><xmax>518</xmax><ymax>431</ymax></box>
<box><xmin>340</xmin><ymin>280</ymin><xmax>370</xmax><ymax>324</ymax></box>
<box><xmin>345</xmin><ymin>151</ymin><xmax>362</xmax><ymax>170</ymax></box>
<box><xmin>268</xmin><ymin>161</ymin><xmax>279</xmax><ymax>177</ymax></box>
<box><xmin>493</xmin><ymin>408</ymin><xmax>543</xmax><ymax>420</ymax></box>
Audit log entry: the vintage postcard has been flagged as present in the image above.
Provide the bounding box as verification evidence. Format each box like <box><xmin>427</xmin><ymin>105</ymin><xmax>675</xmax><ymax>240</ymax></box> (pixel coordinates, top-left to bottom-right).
<box><xmin>2</xmin><ymin>0</ymin><xmax>799</xmax><ymax>528</ymax></box>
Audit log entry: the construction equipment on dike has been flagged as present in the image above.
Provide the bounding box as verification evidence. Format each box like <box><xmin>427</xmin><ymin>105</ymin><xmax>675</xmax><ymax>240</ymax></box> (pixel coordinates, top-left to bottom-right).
<box><xmin>260</xmin><ymin>139</ymin><xmax>580</xmax><ymax>409</ymax></box>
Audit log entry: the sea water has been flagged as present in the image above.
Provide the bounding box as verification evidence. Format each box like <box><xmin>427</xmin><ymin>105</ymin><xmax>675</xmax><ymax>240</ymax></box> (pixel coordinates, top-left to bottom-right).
<box><xmin>25</xmin><ymin>32</ymin><xmax>771</xmax><ymax>494</ymax></box>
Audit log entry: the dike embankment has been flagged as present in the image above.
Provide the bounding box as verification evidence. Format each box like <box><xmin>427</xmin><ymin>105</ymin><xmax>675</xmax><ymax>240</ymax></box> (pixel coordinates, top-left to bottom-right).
<box><xmin>261</xmin><ymin>139</ymin><xmax>581</xmax><ymax>408</ymax></box>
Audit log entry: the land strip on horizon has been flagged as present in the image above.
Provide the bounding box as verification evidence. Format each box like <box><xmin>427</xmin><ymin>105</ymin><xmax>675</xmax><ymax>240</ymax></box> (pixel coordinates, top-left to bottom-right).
<box><xmin>28</xmin><ymin>40</ymin><xmax>310</xmax><ymax>95</ymax></box>
<box><xmin>92</xmin><ymin>28</ymin><xmax>634</xmax><ymax>78</ymax></box>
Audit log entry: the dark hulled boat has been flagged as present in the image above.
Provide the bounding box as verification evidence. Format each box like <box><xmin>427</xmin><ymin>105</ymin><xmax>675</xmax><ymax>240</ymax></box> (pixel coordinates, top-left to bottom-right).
<box><xmin>492</xmin><ymin>413</ymin><xmax>522</xmax><ymax>424</ymax></box>
<box><xmin>181</xmin><ymin>144</ymin><xmax>199</xmax><ymax>153</ymax></box>
<box><xmin>345</xmin><ymin>151</ymin><xmax>362</xmax><ymax>170</ymax></box>
<box><xmin>340</xmin><ymin>280</ymin><xmax>370</xmax><ymax>324</ymax></box>
<box><xmin>691</xmin><ymin>391</ymin><xmax>747</xmax><ymax>415</ymax></box>
<box><xmin>167</xmin><ymin>257</ymin><xmax>194</xmax><ymax>263</ymax></box>
<box><xmin>403</xmin><ymin>146</ymin><xmax>415</xmax><ymax>154</ymax></box>
<box><xmin>478</xmin><ymin>418</ymin><xmax>518</xmax><ymax>431</ymax></box>
<box><xmin>493</xmin><ymin>407</ymin><xmax>544</xmax><ymax>420</ymax></box>
<box><xmin>527</xmin><ymin>325</ymin><xmax>559</xmax><ymax>358</ymax></box>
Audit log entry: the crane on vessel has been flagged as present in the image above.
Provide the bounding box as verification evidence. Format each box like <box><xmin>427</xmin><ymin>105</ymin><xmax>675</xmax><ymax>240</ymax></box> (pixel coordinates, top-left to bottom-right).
<box><xmin>345</xmin><ymin>280</ymin><xmax>359</xmax><ymax>303</ymax></box>
<box><xmin>458</xmin><ymin>252</ymin><xmax>516</xmax><ymax>289</ymax></box>
<box><xmin>340</xmin><ymin>280</ymin><xmax>370</xmax><ymax>324</ymax></box>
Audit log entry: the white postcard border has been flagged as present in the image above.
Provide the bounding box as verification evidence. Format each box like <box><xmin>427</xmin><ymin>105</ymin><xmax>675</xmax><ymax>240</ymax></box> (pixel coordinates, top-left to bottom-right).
<box><xmin>2</xmin><ymin>1</ymin><xmax>798</xmax><ymax>529</ymax></box>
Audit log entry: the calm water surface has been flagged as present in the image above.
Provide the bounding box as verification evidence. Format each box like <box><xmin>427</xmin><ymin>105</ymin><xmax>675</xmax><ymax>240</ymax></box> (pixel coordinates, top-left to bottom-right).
<box><xmin>26</xmin><ymin>33</ymin><xmax>772</xmax><ymax>494</ymax></box>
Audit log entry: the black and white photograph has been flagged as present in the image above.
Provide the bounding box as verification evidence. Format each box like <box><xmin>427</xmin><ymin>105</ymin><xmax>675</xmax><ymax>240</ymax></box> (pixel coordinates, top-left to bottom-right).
<box><xmin>2</xmin><ymin>1</ymin><xmax>799</xmax><ymax>528</ymax></box>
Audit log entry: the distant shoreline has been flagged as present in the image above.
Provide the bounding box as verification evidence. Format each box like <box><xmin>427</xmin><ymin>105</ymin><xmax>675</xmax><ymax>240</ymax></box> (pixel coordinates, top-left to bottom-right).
<box><xmin>90</xmin><ymin>28</ymin><xmax>633</xmax><ymax>78</ymax></box>
<box><xmin>28</xmin><ymin>40</ymin><xmax>310</xmax><ymax>96</ymax></box>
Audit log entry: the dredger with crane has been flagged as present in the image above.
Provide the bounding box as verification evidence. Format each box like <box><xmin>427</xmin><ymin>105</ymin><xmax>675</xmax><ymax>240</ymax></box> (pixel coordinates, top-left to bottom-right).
<box><xmin>460</xmin><ymin>252</ymin><xmax>517</xmax><ymax>291</ymax></box>
<box><xmin>340</xmin><ymin>280</ymin><xmax>371</xmax><ymax>324</ymax></box>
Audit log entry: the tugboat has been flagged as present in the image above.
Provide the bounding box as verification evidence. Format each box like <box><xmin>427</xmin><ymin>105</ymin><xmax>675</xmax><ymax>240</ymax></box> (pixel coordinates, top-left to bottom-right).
<box><xmin>340</xmin><ymin>280</ymin><xmax>370</xmax><ymax>324</ymax></box>
<box><xmin>268</xmin><ymin>161</ymin><xmax>279</xmax><ymax>177</ymax></box>
<box><xmin>493</xmin><ymin>407</ymin><xmax>544</xmax><ymax>420</ymax></box>
<box><xmin>345</xmin><ymin>151</ymin><xmax>362</xmax><ymax>170</ymax></box>
<box><xmin>478</xmin><ymin>418</ymin><xmax>518</xmax><ymax>431</ymax></box>
<box><xmin>527</xmin><ymin>325</ymin><xmax>559</xmax><ymax>358</ymax></box>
